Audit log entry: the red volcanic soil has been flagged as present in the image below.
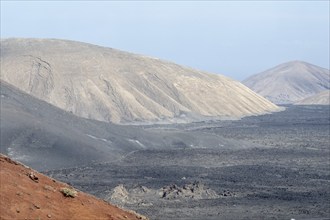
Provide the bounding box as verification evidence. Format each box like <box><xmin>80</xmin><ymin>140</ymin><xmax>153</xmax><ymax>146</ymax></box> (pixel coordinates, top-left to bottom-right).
<box><xmin>0</xmin><ymin>154</ymin><xmax>147</xmax><ymax>220</ymax></box>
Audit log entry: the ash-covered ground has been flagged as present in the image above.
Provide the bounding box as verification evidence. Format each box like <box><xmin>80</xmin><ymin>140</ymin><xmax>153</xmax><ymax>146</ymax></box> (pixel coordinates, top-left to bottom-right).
<box><xmin>46</xmin><ymin>105</ymin><xmax>330</xmax><ymax>220</ymax></box>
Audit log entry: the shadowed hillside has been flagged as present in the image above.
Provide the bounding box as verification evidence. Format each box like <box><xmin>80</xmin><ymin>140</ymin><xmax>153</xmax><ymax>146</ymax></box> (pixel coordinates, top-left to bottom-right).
<box><xmin>1</xmin><ymin>80</ymin><xmax>255</xmax><ymax>171</ymax></box>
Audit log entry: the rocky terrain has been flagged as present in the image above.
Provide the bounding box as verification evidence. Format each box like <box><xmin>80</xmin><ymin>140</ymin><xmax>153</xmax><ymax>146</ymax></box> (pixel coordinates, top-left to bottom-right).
<box><xmin>1</xmin><ymin>79</ymin><xmax>329</xmax><ymax>219</ymax></box>
<box><xmin>243</xmin><ymin>61</ymin><xmax>329</xmax><ymax>104</ymax></box>
<box><xmin>45</xmin><ymin>105</ymin><xmax>330</xmax><ymax>220</ymax></box>
<box><xmin>295</xmin><ymin>90</ymin><xmax>330</xmax><ymax>105</ymax></box>
<box><xmin>1</xmin><ymin>38</ymin><xmax>279</xmax><ymax>123</ymax></box>
<box><xmin>0</xmin><ymin>154</ymin><xmax>147</xmax><ymax>220</ymax></box>
<box><xmin>106</xmin><ymin>181</ymin><xmax>220</xmax><ymax>206</ymax></box>
<box><xmin>1</xmin><ymin>39</ymin><xmax>329</xmax><ymax>219</ymax></box>
<box><xmin>1</xmin><ymin>78</ymin><xmax>329</xmax><ymax>220</ymax></box>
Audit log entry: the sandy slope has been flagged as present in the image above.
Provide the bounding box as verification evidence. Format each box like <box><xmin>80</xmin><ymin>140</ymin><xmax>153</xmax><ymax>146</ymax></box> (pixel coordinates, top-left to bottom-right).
<box><xmin>0</xmin><ymin>154</ymin><xmax>147</xmax><ymax>220</ymax></box>
<box><xmin>1</xmin><ymin>38</ymin><xmax>279</xmax><ymax>123</ymax></box>
<box><xmin>243</xmin><ymin>61</ymin><xmax>329</xmax><ymax>104</ymax></box>
<box><xmin>295</xmin><ymin>90</ymin><xmax>330</xmax><ymax>105</ymax></box>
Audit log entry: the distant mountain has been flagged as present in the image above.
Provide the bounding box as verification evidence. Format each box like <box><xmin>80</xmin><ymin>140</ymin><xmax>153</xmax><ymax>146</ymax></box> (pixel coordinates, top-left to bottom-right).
<box><xmin>1</xmin><ymin>38</ymin><xmax>279</xmax><ymax>123</ymax></box>
<box><xmin>0</xmin><ymin>154</ymin><xmax>146</xmax><ymax>220</ymax></box>
<box><xmin>295</xmin><ymin>90</ymin><xmax>330</xmax><ymax>105</ymax></box>
<box><xmin>243</xmin><ymin>61</ymin><xmax>330</xmax><ymax>104</ymax></box>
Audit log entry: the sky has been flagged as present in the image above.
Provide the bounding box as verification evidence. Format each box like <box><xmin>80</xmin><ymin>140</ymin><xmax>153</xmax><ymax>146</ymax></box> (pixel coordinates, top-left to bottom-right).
<box><xmin>1</xmin><ymin>1</ymin><xmax>329</xmax><ymax>80</ymax></box>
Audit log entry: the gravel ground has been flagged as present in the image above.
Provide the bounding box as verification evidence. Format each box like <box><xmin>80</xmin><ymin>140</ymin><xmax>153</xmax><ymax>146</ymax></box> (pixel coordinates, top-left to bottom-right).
<box><xmin>46</xmin><ymin>105</ymin><xmax>330</xmax><ymax>220</ymax></box>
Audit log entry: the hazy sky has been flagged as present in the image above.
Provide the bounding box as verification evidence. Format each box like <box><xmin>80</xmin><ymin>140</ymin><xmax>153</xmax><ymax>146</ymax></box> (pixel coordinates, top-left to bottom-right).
<box><xmin>1</xmin><ymin>1</ymin><xmax>329</xmax><ymax>80</ymax></box>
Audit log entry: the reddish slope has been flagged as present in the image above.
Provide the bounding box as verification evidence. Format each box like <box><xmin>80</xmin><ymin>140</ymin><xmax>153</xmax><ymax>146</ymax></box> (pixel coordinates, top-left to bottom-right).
<box><xmin>0</xmin><ymin>154</ymin><xmax>147</xmax><ymax>220</ymax></box>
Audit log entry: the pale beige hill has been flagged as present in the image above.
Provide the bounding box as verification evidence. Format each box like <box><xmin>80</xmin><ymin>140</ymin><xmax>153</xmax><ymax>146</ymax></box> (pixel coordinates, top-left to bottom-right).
<box><xmin>295</xmin><ymin>90</ymin><xmax>330</xmax><ymax>105</ymax></box>
<box><xmin>1</xmin><ymin>38</ymin><xmax>279</xmax><ymax>123</ymax></box>
<box><xmin>243</xmin><ymin>61</ymin><xmax>330</xmax><ymax>104</ymax></box>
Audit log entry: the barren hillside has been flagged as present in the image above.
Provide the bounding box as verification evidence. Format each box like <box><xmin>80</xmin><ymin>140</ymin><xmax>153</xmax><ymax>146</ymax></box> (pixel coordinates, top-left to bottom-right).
<box><xmin>1</xmin><ymin>38</ymin><xmax>279</xmax><ymax>123</ymax></box>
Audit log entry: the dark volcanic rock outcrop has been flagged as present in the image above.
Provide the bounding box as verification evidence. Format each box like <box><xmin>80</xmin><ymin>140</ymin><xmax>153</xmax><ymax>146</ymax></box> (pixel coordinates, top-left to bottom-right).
<box><xmin>105</xmin><ymin>182</ymin><xmax>220</xmax><ymax>207</ymax></box>
<box><xmin>161</xmin><ymin>181</ymin><xmax>219</xmax><ymax>200</ymax></box>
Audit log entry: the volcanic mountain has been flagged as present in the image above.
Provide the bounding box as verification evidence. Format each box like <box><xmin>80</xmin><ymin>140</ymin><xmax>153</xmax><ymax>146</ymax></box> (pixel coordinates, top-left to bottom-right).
<box><xmin>243</xmin><ymin>61</ymin><xmax>330</xmax><ymax>104</ymax></box>
<box><xmin>0</xmin><ymin>154</ymin><xmax>147</xmax><ymax>220</ymax></box>
<box><xmin>295</xmin><ymin>90</ymin><xmax>330</xmax><ymax>105</ymax></box>
<box><xmin>1</xmin><ymin>38</ymin><xmax>279</xmax><ymax>123</ymax></box>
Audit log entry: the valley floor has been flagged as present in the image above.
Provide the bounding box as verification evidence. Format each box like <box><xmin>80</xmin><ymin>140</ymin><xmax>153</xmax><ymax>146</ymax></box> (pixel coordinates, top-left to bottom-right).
<box><xmin>45</xmin><ymin>105</ymin><xmax>330</xmax><ymax>220</ymax></box>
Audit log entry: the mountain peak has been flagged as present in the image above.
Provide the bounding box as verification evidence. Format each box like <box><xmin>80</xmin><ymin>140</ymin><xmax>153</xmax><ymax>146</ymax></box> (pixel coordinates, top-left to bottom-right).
<box><xmin>285</xmin><ymin>60</ymin><xmax>308</xmax><ymax>65</ymax></box>
<box><xmin>278</xmin><ymin>60</ymin><xmax>323</xmax><ymax>70</ymax></box>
